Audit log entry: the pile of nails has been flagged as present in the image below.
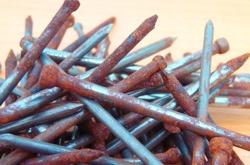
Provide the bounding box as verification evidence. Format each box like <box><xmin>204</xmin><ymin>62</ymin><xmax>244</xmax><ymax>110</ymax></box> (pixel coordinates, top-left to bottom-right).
<box><xmin>0</xmin><ymin>0</ymin><xmax>249</xmax><ymax>164</ymax></box>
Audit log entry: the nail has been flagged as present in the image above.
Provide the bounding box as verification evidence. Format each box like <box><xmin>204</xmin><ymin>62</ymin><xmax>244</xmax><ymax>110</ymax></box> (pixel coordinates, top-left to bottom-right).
<box><xmin>63</xmin><ymin>17</ymin><xmax>115</xmax><ymax>52</ymax></box>
<box><xmin>25</xmin><ymin>16</ymin><xmax>33</xmax><ymax>37</ymax></box>
<box><xmin>47</xmin><ymin>15</ymin><xmax>75</xmax><ymax>49</ymax></box>
<box><xmin>0</xmin><ymin>0</ymin><xmax>80</xmax><ymax>105</ymax></box>
<box><xmin>73</xmin><ymin>22</ymin><xmax>84</xmax><ymax>37</ymax></box>
<box><xmin>209</xmin><ymin>137</ymin><xmax>233</xmax><ymax>165</ymax></box>
<box><xmin>39</xmin><ymin>64</ymin><xmax>250</xmax><ymax>151</ymax></box>
<box><xmin>22</xmin><ymin>149</ymin><xmax>104</xmax><ymax>165</ymax></box>
<box><xmin>158</xmin><ymin>61</ymin><xmax>197</xmax><ymax>116</ymax></box>
<box><xmin>0</xmin><ymin>133</ymin><xmax>72</xmax><ymax>154</ymax></box>
<box><xmin>0</xmin><ymin>78</ymin><xmax>28</xmax><ymax>97</ymax></box>
<box><xmin>122</xmin><ymin>148</ymin><xmax>181</xmax><ymax>164</ymax></box>
<box><xmin>5</xmin><ymin>50</ymin><xmax>18</xmax><ymax>105</ymax></box>
<box><xmin>193</xmin><ymin>20</ymin><xmax>214</xmax><ymax>165</ymax></box>
<box><xmin>87</xmin><ymin>15</ymin><xmax>158</xmax><ymax>83</ymax></box>
<box><xmin>1</xmin><ymin>134</ymin><xmax>141</xmax><ymax>165</ymax></box>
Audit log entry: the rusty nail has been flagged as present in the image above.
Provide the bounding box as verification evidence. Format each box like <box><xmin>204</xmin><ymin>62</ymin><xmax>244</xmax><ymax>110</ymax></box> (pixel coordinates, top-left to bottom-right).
<box><xmin>209</xmin><ymin>137</ymin><xmax>233</xmax><ymax>165</ymax></box>
<box><xmin>22</xmin><ymin>149</ymin><xmax>104</xmax><ymax>165</ymax></box>
<box><xmin>87</xmin><ymin>15</ymin><xmax>158</xmax><ymax>83</ymax></box>
<box><xmin>0</xmin><ymin>0</ymin><xmax>80</xmax><ymax>105</ymax></box>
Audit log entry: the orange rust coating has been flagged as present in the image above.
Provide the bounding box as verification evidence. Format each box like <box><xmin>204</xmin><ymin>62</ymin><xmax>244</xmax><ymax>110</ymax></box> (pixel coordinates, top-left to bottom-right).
<box><xmin>209</xmin><ymin>137</ymin><xmax>233</xmax><ymax>165</ymax></box>
<box><xmin>17</xmin><ymin>0</ymin><xmax>80</xmax><ymax>72</ymax></box>
<box><xmin>21</xmin><ymin>149</ymin><xmax>104</xmax><ymax>165</ymax></box>
<box><xmin>5</xmin><ymin>50</ymin><xmax>18</xmax><ymax>105</ymax></box>
<box><xmin>156</xmin><ymin>147</ymin><xmax>181</xmax><ymax>164</ymax></box>
<box><xmin>159</xmin><ymin>67</ymin><xmax>197</xmax><ymax>117</ymax></box>
<box><xmin>87</xmin><ymin>15</ymin><xmax>158</xmax><ymax>84</ymax></box>
<box><xmin>110</xmin><ymin>55</ymin><xmax>166</xmax><ymax>93</ymax></box>
<box><xmin>85</xmin><ymin>119</ymin><xmax>110</xmax><ymax>151</ymax></box>
<box><xmin>47</xmin><ymin>15</ymin><xmax>75</xmax><ymax>49</ymax></box>
<box><xmin>133</xmin><ymin>59</ymin><xmax>201</xmax><ymax>90</ymax></box>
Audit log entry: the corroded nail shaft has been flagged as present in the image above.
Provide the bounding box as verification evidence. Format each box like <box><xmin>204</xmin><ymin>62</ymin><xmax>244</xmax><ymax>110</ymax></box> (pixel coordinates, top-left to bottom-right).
<box><xmin>0</xmin><ymin>0</ymin><xmax>80</xmax><ymax>104</ymax></box>
<box><xmin>22</xmin><ymin>149</ymin><xmax>104</xmax><ymax>165</ymax></box>
<box><xmin>87</xmin><ymin>15</ymin><xmax>158</xmax><ymax>83</ymax></box>
<box><xmin>5</xmin><ymin>50</ymin><xmax>17</xmax><ymax>105</ymax></box>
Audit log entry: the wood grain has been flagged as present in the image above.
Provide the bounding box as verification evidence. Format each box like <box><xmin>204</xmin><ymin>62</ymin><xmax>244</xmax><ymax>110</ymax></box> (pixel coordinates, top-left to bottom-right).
<box><xmin>0</xmin><ymin>0</ymin><xmax>249</xmax><ymax>163</ymax></box>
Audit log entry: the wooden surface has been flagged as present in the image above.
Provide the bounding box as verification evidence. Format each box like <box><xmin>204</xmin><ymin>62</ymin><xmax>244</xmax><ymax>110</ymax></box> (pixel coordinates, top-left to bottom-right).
<box><xmin>0</xmin><ymin>0</ymin><xmax>249</xmax><ymax>163</ymax></box>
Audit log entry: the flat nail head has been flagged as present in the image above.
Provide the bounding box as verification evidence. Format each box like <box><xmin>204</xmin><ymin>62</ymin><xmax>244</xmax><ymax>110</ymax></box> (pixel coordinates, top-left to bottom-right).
<box><xmin>38</xmin><ymin>65</ymin><xmax>61</xmax><ymax>88</ymax></box>
<box><xmin>63</xmin><ymin>0</ymin><xmax>80</xmax><ymax>12</ymax></box>
<box><xmin>214</xmin><ymin>38</ymin><xmax>229</xmax><ymax>54</ymax></box>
